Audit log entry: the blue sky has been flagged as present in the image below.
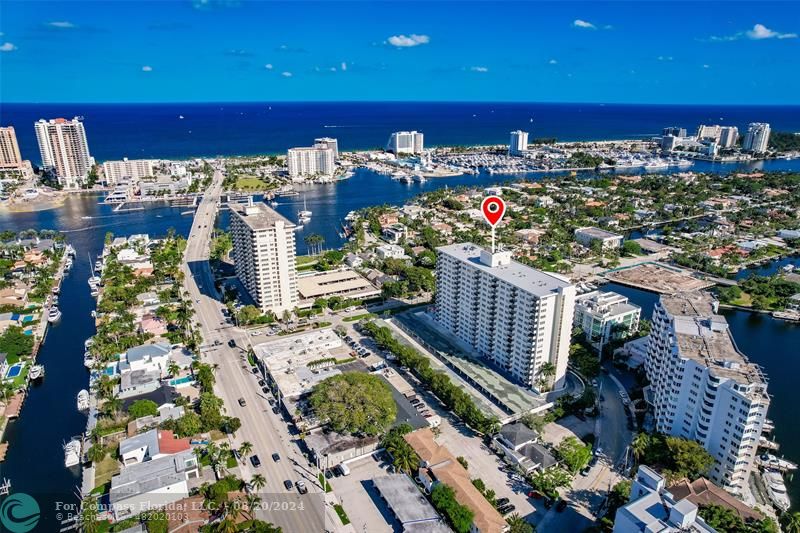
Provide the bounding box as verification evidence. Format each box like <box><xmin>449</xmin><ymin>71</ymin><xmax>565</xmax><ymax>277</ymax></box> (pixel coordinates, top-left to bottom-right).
<box><xmin>1</xmin><ymin>1</ymin><xmax>798</xmax><ymax>104</ymax></box>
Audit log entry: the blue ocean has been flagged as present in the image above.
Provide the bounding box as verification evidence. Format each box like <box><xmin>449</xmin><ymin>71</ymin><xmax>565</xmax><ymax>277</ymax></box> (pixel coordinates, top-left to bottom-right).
<box><xmin>2</xmin><ymin>102</ymin><xmax>800</xmax><ymax>163</ymax></box>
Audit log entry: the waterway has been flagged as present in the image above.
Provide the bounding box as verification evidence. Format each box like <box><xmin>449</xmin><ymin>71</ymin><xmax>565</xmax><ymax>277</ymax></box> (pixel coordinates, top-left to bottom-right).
<box><xmin>1</xmin><ymin>159</ymin><xmax>800</xmax><ymax>525</ymax></box>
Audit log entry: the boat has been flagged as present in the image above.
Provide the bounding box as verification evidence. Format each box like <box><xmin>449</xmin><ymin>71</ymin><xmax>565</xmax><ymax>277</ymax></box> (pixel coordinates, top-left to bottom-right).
<box><xmin>298</xmin><ymin>196</ymin><xmax>312</xmax><ymax>219</ymax></box>
<box><xmin>84</xmin><ymin>337</ymin><xmax>94</xmax><ymax>349</ymax></box>
<box><xmin>763</xmin><ymin>469</ymin><xmax>791</xmax><ymax>511</ymax></box>
<box><xmin>84</xmin><ymin>352</ymin><xmax>96</xmax><ymax>369</ymax></box>
<box><xmin>412</xmin><ymin>174</ymin><xmax>426</xmax><ymax>183</ymax></box>
<box><xmin>270</xmin><ymin>200</ymin><xmax>278</xmax><ymax>207</ymax></box>
<box><xmin>52</xmin><ymin>285</ymin><xmax>60</xmax><ymax>295</ymax></box>
<box><xmin>77</xmin><ymin>390</ymin><xmax>90</xmax><ymax>411</ymax></box>
<box><xmin>757</xmin><ymin>453</ymin><xmax>798</xmax><ymax>472</ymax></box>
<box><xmin>65</xmin><ymin>244</ymin><xmax>76</xmax><ymax>257</ymax></box>
<box><xmin>293</xmin><ymin>224</ymin><xmax>304</xmax><ymax>231</ymax></box>
<box><xmin>29</xmin><ymin>365</ymin><xmax>44</xmax><ymax>381</ymax></box>
<box><xmin>47</xmin><ymin>306</ymin><xmax>62</xmax><ymax>323</ymax></box>
<box><xmin>344</xmin><ymin>211</ymin><xmax>358</xmax><ymax>222</ymax></box>
<box><xmin>64</xmin><ymin>438</ymin><xmax>82</xmax><ymax>468</ymax></box>
<box><xmin>783</xmin><ymin>264</ymin><xmax>795</xmax><ymax>272</ymax></box>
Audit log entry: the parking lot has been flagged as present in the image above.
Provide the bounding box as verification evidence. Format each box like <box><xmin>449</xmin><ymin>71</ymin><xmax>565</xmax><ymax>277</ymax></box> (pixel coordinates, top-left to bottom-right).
<box><xmin>330</xmin><ymin>455</ymin><xmax>397</xmax><ymax>533</ymax></box>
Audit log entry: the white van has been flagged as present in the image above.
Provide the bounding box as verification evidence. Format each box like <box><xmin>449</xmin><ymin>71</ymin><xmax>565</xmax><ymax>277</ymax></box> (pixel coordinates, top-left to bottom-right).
<box><xmin>339</xmin><ymin>463</ymin><xmax>351</xmax><ymax>476</ymax></box>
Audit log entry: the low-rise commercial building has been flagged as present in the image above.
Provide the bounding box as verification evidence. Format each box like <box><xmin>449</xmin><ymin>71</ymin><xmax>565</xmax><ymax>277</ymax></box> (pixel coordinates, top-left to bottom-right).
<box><xmin>296</xmin><ymin>268</ymin><xmax>380</xmax><ymax>304</ymax></box>
<box><xmin>373</xmin><ymin>475</ymin><xmax>450</xmax><ymax>533</ymax></box>
<box><xmin>574</xmin><ymin>227</ymin><xmax>623</xmax><ymax>249</ymax></box>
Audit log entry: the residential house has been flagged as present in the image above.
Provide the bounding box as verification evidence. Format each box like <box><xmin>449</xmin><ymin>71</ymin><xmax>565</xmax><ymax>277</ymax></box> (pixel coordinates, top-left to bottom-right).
<box><xmin>493</xmin><ymin>423</ymin><xmax>557</xmax><ymax>474</ymax></box>
<box><xmin>119</xmin><ymin>429</ymin><xmax>191</xmax><ymax>466</ymax></box>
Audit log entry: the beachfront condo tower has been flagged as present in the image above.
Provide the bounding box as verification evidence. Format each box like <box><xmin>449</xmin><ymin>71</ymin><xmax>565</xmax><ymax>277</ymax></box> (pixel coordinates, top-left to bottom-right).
<box><xmin>509</xmin><ymin>130</ymin><xmax>529</xmax><ymax>156</ymax></box>
<box><xmin>34</xmin><ymin>117</ymin><xmax>94</xmax><ymax>189</ymax></box>
<box><xmin>645</xmin><ymin>291</ymin><xmax>769</xmax><ymax>496</ymax></box>
<box><xmin>434</xmin><ymin>243</ymin><xmax>576</xmax><ymax>390</ymax></box>
<box><xmin>387</xmin><ymin>131</ymin><xmax>424</xmax><ymax>155</ymax></box>
<box><xmin>230</xmin><ymin>201</ymin><xmax>299</xmax><ymax>316</ymax></box>
<box><xmin>743</xmin><ymin>123</ymin><xmax>771</xmax><ymax>154</ymax></box>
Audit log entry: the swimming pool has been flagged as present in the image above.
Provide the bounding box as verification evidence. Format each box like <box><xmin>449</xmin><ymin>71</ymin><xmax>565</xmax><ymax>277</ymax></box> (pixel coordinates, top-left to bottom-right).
<box><xmin>5</xmin><ymin>363</ymin><xmax>23</xmax><ymax>379</ymax></box>
<box><xmin>169</xmin><ymin>376</ymin><xmax>195</xmax><ymax>387</ymax></box>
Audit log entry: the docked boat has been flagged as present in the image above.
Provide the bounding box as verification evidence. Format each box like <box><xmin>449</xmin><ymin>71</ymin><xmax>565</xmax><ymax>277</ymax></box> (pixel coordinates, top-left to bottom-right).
<box><xmin>77</xmin><ymin>389</ymin><xmax>90</xmax><ymax>411</ymax></box>
<box><xmin>84</xmin><ymin>352</ymin><xmax>96</xmax><ymax>369</ymax></box>
<box><xmin>65</xmin><ymin>244</ymin><xmax>76</xmax><ymax>257</ymax></box>
<box><xmin>64</xmin><ymin>258</ymin><xmax>73</xmax><ymax>271</ymax></box>
<box><xmin>783</xmin><ymin>264</ymin><xmax>795</xmax><ymax>273</ymax></box>
<box><xmin>47</xmin><ymin>306</ymin><xmax>62</xmax><ymax>323</ymax></box>
<box><xmin>763</xmin><ymin>469</ymin><xmax>791</xmax><ymax>512</ymax></box>
<box><xmin>757</xmin><ymin>453</ymin><xmax>798</xmax><ymax>472</ymax></box>
<box><xmin>293</xmin><ymin>224</ymin><xmax>304</xmax><ymax>231</ymax></box>
<box><xmin>84</xmin><ymin>337</ymin><xmax>94</xmax><ymax>349</ymax></box>
<box><xmin>29</xmin><ymin>365</ymin><xmax>44</xmax><ymax>381</ymax></box>
<box><xmin>52</xmin><ymin>285</ymin><xmax>60</xmax><ymax>295</ymax></box>
<box><xmin>298</xmin><ymin>196</ymin><xmax>312</xmax><ymax>220</ymax></box>
<box><xmin>344</xmin><ymin>211</ymin><xmax>358</xmax><ymax>222</ymax></box>
<box><xmin>64</xmin><ymin>438</ymin><xmax>82</xmax><ymax>468</ymax></box>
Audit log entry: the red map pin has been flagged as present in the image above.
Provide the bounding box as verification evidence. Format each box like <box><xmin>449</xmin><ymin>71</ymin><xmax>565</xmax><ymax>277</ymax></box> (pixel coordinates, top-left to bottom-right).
<box><xmin>481</xmin><ymin>196</ymin><xmax>506</xmax><ymax>227</ymax></box>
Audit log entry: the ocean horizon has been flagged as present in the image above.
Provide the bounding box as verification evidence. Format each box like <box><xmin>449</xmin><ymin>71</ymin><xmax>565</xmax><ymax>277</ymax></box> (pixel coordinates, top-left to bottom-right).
<box><xmin>3</xmin><ymin>101</ymin><xmax>800</xmax><ymax>164</ymax></box>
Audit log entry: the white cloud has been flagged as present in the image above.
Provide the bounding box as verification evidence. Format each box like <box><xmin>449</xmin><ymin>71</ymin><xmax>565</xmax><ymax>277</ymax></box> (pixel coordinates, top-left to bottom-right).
<box><xmin>548</xmin><ymin>59</ymin><xmax>558</xmax><ymax>65</ymax></box>
<box><xmin>746</xmin><ymin>23</ymin><xmax>797</xmax><ymax>40</ymax></box>
<box><xmin>657</xmin><ymin>56</ymin><xmax>673</xmax><ymax>61</ymax></box>
<box><xmin>470</xmin><ymin>66</ymin><xmax>488</xmax><ymax>73</ymax></box>
<box><xmin>329</xmin><ymin>67</ymin><xmax>337</xmax><ymax>72</ymax></box>
<box><xmin>0</xmin><ymin>42</ymin><xmax>17</xmax><ymax>52</ymax></box>
<box><xmin>281</xmin><ymin>71</ymin><xmax>293</xmax><ymax>77</ymax></box>
<box><xmin>47</xmin><ymin>21</ymin><xmax>75</xmax><ymax>29</ymax></box>
<box><xmin>573</xmin><ymin>19</ymin><xmax>596</xmax><ymax>29</ymax></box>
<box><xmin>341</xmin><ymin>62</ymin><xmax>347</xmax><ymax>71</ymax></box>
<box><xmin>264</xmin><ymin>63</ymin><xmax>273</xmax><ymax>70</ymax></box>
<box><xmin>142</xmin><ymin>65</ymin><xmax>153</xmax><ymax>72</ymax></box>
<box><xmin>703</xmin><ymin>64</ymin><xmax>711</xmax><ymax>69</ymax></box>
<box><xmin>387</xmin><ymin>34</ymin><xmax>430</xmax><ymax>47</ymax></box>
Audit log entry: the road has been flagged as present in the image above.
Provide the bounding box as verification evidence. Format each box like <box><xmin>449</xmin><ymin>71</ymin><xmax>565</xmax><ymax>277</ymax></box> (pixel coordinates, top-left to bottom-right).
<box><xmin>181</xmin><ymin>169</ymin><xmax>330</xmax><ymax>532</ymax></box>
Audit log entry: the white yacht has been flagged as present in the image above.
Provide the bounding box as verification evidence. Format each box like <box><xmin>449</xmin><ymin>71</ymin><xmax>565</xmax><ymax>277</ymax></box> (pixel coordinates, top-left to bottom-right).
<box><xmin>763</xmin><ymin>470</ymin><xmax>791</xmax><ymax>512</ymax></box>
<box><xmin>77</xmin><ymin>390</ymin><xmax>90</xmax><ymax>411</ymax></box>
<box><xmin>758</xmin><ymin>453</ymin><xmax>798</xmax><ymax>472</ymax></box>
<box><xmin>84</xmin><ymin>352</ymin><xmax>96</xmax><ymax>369</ymax></box>
<box><xmin>298</xmin><ymin>196</ymin><xmax>312</xmax><ymax>219</ymax></box>
<box><xmin>65</xmin><ymin>244</ymin><xmax>76</xmax><ymax>257</ymax></box>
<box><xmin>64</xmin><ymin>438</ymin><xmax>82</xmax><ymax>468</ymax></box>
<box><xmin>47</xmin><ymin>306</ymin><xmax>62</xmax><ymax>323</ymax></box>
<box><xmin>29</xmin><ymin>365</ymin><xmax>44</xmax><ymax>381</ymax></box>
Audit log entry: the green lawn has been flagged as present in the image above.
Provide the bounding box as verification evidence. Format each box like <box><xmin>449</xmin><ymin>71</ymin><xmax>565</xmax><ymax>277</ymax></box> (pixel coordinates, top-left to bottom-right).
<box><xmin>235</xmin><ymin>176</ymin><xmax>269</xmax><ymax>190</ymax></box>
<box><xmin>343</xmin><ymin>313</ymin><xmax>376</xmax><ymax>322</ymax></box>
<box><xmin>94</xmin><ymin>455</ymin><xmax>121</xmax><ymax>488</ymax></box>
<box><xmin>318</xmin><ymin>473</ymin><xmax>332</xmax><ymax>493</ymax></box>
<box><xmin>334</xmin><ymin>504</ymin><xmax>350</xmax><ymax>525</ymax></box>
<box><xmin>297</xmin><ymin>255</ymin><xmax>318</xmax><ymax>266</ymax></box>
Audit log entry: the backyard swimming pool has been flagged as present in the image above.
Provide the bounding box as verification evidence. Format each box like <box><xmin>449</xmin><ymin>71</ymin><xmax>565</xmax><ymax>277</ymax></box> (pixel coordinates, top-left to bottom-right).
<box><xmin>5</xmin><ymin>363</ymin><xmax>23</xmax><ymax>379</ymax></box>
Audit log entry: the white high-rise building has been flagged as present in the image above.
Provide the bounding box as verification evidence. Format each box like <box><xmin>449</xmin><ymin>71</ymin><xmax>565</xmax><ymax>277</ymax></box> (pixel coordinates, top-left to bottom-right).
<box><xmin>102</xmin><ymin>158</ymin><xmax>158</xmax><ymax>185</ymax></box>
<box><xmin>743</xmin><ymin>123</ymin><xmax>771</xmax><ymax>153</ymax></box>
<box><xmin>696</xmin><ymin>125</ymin><xmax>738</xmax><ymax>148</ymax></box>
<box><xmin>0</xmin><ymin>126</ymin><xmax>22</xmax><ymax>169</ymax></box>
<box><xmin>286</xmin><ymin>146</ymin><xmax>335</xmax><ymax>179</ymax></box>
<box><xmin>434</xmin><ymin>243</ymin><xmax>576</xmax><ymax>390</ymax></box>
<box><xmin>34</xmin><ymin>117</ymin><xmax>93</xmax><ymax>188</ymax></box>
<box><xmin>645</xmin><ymin>292</ymin><xmax>769</xmax><ymax>495</ymax></box>
<box><xmin>230</xmin><ymin>201</ymin><xmax>299</xmax><ymax>316</ymax></box>
<box><xmin>573</xmin><ymin>291</ymin><xmax>641</xmax><ymax>351</ymax></box>
<box><xmin>509</xmin><ymin>130</ymin><xmax>529</xmax><ymax>156</ymax></box>
<box><xmin>387</xmin><ymin>131</ymin><xmax>424</xmax><ymax>155</ymax></box>
<box><xmin>313</xmin><ymin>137</ymin><xmax>339</xmax><ymax>159</ymax></box>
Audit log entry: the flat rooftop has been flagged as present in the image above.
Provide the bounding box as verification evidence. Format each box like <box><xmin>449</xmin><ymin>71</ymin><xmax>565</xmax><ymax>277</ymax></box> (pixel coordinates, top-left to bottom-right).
<box><xmin>661</xmin><ymin>292</ymin><xmax>767</xmax><ymax>388</ymax></box>
<box><xmin>575</xmin><ymin>226</ymin><xmax>623</xmax><ymax>240</ymax></box>
<box><xmin>373</xmin><ymin>475</ymin><xmax>447</xmax><ymax>530</ymax></box>
<box><xmin>605</xmin><ymin>263</ymin><xmax>714</xmax><ymax>294</ymax></box>
<box><xmin>437</xmin><ymin>243</ymin><xmax>572</xmax><ymax>297</ymax></box>
<box><xmin>230</xmin><ymin>202</ymin><xmax>295</xmax><ymax>230</ymax></box>
<box><xmin>253</xmin><ymin>329</ymin><xmax>350</xmax><ymax>398</ymax></box>
<box><xmin>296</xmin><ymin>268</ymin><xmax>379</xmax><ymax>300</ymax></box>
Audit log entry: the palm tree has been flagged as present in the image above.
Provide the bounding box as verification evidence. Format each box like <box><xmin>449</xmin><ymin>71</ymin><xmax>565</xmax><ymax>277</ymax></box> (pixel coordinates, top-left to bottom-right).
<box><xmin>538</xmin><ymin>362</ymin><xmax>556</xmax><ymax>391</ymax></box>
<box><xmin>238</xmin><ymin>441</ymin><xmax>253</xmax><ymax>458</ymax></box>
<box><xmin>631</xmin><ymin>433</ymin><xmax>651</xmax><ymax>464</ymax></box>
<box><xmin>782</xmin><ymin>512</ymin><xmax>800</xmax><ymax>533</ymax></box>
<box><xmin>388</xmin><ymin>442</ymin><xmax>419</xmax><ymax>475</ymax></box>
<box><xmin>250</xmin><ymin>473</ymin><xmax>267</xmax><ymax>492</ymax></box>
<box><xmin>101</xmin><ymin>396</ymin><xmax>123</xmax><ymax>418</ymax></box>
<box><xmin>244</xmin><ymin>494</ymin><xmax>262</xmax><ymax>520</ymax></box>
<box><xmin>506</xmin><ymin>513</ymin><xmax>533</xmax><ymax>533</ymax></box>
<box><xmin>167</xmin><ymin>361</ymin><xmax>181</xmax><ymax>378</ymax></box>
<box><xmin>79</xmin><ymin>496</ymin><xmax>99</xmax><ymax>533</ymax></box>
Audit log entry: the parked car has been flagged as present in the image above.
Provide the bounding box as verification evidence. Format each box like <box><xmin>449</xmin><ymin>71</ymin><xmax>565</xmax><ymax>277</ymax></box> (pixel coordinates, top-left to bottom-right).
<box><xmin>258</xmin><ymin>379</ymin><xmax>266</xmax><ymax>387</ymax></box>
<box><xmin>238</xmin><ymin>398</ymin><xmax>247</xmax><ymax>407</ymax></box>
<box><xmin>498</xmin><ymin>504</ymin><xmax>516</xmax><ymax>515</ymax></box>
<box><xmin>495</xmin><ymin>497</ymin><xmax>510</xmax><ymax>507</ymax></box>
<box><xmin>283</xmin><ymin>479</ymin><xmax>293</xmax><ymax>490</ymax></box>
<box><xmin>272</xmin><ymin>406</ymin><xmax>280</xmax><ymax>414</ymax></box>
<box><xmin>250</xmin><ymin>455</ymin><xmax>261</xmax><ymax>467</ymax></box>
<box><xmin>228</xmin><ymin>339</ymin><xmax>236</xmax><ymax>348</ymax></box>
<box><xmin>251</xmin><ymin>367</ymin><xmax>259</xmax><ymax>374</ymax></box>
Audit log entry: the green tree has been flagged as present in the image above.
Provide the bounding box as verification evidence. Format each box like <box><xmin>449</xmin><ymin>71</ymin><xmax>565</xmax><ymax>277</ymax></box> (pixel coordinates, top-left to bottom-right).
<box><xmin>309</xmin><ymin>372</ymin><xmax>397</xmax><ymax>436</ymax></box>
<box><xmin>250</xmin><ymin>473</ymin><xmax>267</xmax><ymax>492</ymax></box>
<box><xmin>128</xmin><ymin>399</ymin><xmax>159</xmax><ymax>419</ymax></box>
<box><xmin>506</xmin><ymin>514</ymin><xmax>534</xmax><ymax>533</ymax></box>
<box><xmin>555</xmin><ymin>436</ymin><xmax>592</xmax><ymax>474</ymax></box>
<box><xmin>175</xmin><ymin>411</ymin><xmax>203</xmax><ymax>437</ymax></box>
<box><xmin>529</xmin><ymin>467</ymin><xmax>572</xmax><ymax>499</ymax></box>
<box><xmin>781</xmin><ymin>512</ymin><xmax>800</xmax><ymax>533</ymax></box>
<box><xmin>431</xmin><ymin>483</ymin><xmax>474</xmax><ymax>533</ymax></box>
<box><xmin>622</xmin><ymin>240</ymin><xmax>642</xmax><ymax>257</ymax></box>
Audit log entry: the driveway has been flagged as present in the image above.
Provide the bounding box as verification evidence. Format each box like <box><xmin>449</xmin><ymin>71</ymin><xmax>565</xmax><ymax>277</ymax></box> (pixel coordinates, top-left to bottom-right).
<box><xmin>332</xmin><ymin>456</ymin><xmax>396</xmax><ymax>533</ymax></box>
